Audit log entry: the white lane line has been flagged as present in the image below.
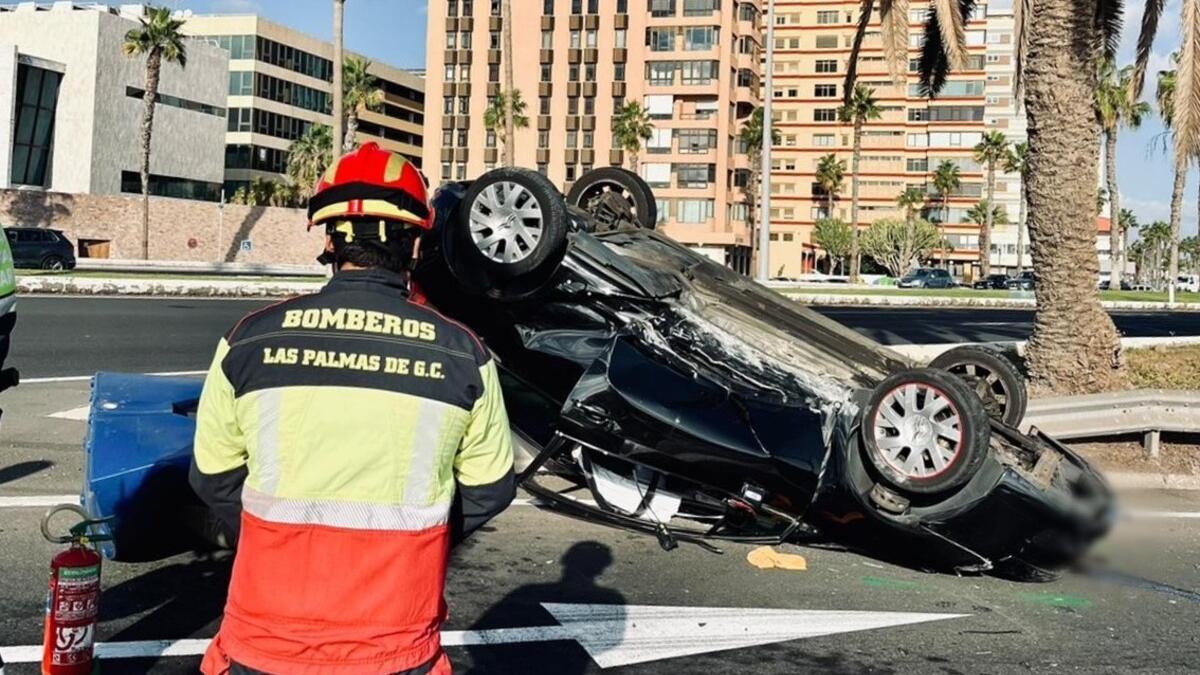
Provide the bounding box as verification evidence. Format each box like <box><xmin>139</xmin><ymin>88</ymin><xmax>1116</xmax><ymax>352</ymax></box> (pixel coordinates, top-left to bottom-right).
<box><xmin>1128</xmin><ymin>510</ymin><xmax>1200</xmax><ymax>519</ymax></box>
<box><xmin>23</xmin><ymin>370</ymin><xmax>205</xmax><ymax>384</ymax></box>
<box><xmin>48</xmin><ymin>405</ymin><xmax>90</xmax><ymax>421</ymax></box>
<box><xmin>0</xmin><ymin>495</ymin><xmax>78</xmax><ymax>508</ymax></box>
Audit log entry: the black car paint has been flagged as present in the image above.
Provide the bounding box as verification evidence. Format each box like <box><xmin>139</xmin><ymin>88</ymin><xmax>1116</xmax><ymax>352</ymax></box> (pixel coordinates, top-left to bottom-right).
<box><xmin>4</xmin><ymin>227</ymin><xmax>76</xmax><ymax>269</ymax></box>
<box><xmin>414</xmin><ymin>181</ymin><xmax>1112</xmax><ymax>575</ymax></box>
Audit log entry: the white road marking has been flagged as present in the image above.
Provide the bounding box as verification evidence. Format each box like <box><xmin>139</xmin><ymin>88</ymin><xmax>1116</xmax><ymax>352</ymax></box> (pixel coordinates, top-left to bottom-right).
<box><xmin>0</xmin><ymin>604</ymin><xmax>966</xmax><ymax>668</ymax></box>
<box><xmin>23</xmin><ymin>370</ymin><xmax>205</xmax><ymax>384</ymax></box>
<box><xmin>0</xmin><ymin>495</ymin><xmax>78</xmax><ymax>508</ymax></box>
<box><xmin>48</xmin><ymin>406</ymin><xmax>90</xmax><ymax>421</ymax></box>
<box><xmin>1128</xmin><ymin>510</ymin><xmax>1200</xmax><ymax>520</ymax></box>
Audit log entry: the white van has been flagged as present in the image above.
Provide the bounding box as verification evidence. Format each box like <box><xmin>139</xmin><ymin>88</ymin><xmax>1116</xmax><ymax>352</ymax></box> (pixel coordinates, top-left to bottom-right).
<box><xmin>1177</xmin><ymin>275</ymin><xmax>1200</xmax><ymax>293</ymax></box>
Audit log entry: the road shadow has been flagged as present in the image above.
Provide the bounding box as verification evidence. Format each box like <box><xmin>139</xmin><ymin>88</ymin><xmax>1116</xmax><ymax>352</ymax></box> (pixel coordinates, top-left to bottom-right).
<box><xmin>221</xmin><ymin>206</ymin><xmax>268</xmax><ymax>263</ymax></box>
<box><xmin>102</xmin><ymin>551</ymin><xmax>232</xmax><ymax>669</ymax></box>
<box><xmin>0</xmin><ymin>459</ymin><xmax>52</xmax><ymax>485</ymax></box>
<box><xmin>463</xmin><ymin>541</ymin><xmax>625</xmax><ymax>675</ymax></box>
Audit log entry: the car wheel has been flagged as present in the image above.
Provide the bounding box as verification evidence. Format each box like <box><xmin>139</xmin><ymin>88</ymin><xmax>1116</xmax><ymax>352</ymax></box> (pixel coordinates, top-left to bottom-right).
<box><xmin>861</xmin><ymin>368</ymin><xmax>991</xmax><ymax>496</ymax></box>
<box><xmin>41</xmin><ymin>255</ymin><xmax>65</xmax><ymax>271</ymax></box>
<box><xmin>929</xmin><ymin>346</ymin><xmax>1028</xmax><ymax>426</ymax></box>
<box><xmin>456</xmin><ymin>167</ymin><xmax>568</xmax><ymax>278</ymax></box>
<box><xmin>565</xmin><ymin>167</ymin><xmax>658</xmax><ymax>231</ymax></box>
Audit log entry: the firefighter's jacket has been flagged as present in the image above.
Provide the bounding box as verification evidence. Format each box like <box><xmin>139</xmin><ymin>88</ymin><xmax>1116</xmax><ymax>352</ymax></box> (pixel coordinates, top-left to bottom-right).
<box><xmin>190</xmin><ymin>268</ymin><xmax>515</xmax><ymax>675</ymax></box>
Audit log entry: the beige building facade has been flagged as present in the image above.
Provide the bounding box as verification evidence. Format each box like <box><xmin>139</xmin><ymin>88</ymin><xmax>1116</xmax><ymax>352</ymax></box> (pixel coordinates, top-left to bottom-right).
<box><xmin>183</xmin><ymin>13</ymin><xmax>425</xmax><ymax>197</ymax></box>
<box><xmin>765</xmin><ymin>0</ymin><xmax>1026</xmax><ymax>278</ymax></box>
<box><xmin>424</xmin><ymin>0</ymin><xmax>764</xmax><ymax>272</ymax></box>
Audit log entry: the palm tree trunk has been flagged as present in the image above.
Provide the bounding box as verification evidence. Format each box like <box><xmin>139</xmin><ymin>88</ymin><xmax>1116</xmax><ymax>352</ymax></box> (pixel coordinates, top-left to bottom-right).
<box><xmin>747</xmin><ymin>156</ymin><xmax>759</xmax><ymax>273</ymax></box>
<box><xmin>139</xmin><ymin>49</ymin><xmax>162</xmax><ymax>261</ymax></box>
<box><xmin>629</xmin><ymin>151</ymin><xmax>639</xmax><ymax>175</ymax></box>
<box><xmin>941</xmin><ymin>199</ymin><xmax>949</xmax><ymax>270</ymax></box>
<box><xmin>344</xmin><ymin>109</ymin><xmax>358</xmax><ymax>153</ymax></box>
<box><xmin>1022</xmin><ymin>0</ymin><xmax>1125</xmax><ymax>393</ymax></box>
<box><xmin>332</xmin><ymin>0</ymin><xmax>345</xmax><ymax>158</ymax></box>
<box><xmin>502</xmin><ymin>0</ymin><xmax>515</xmax><ymax>167</ymax></box>
<box><xmin>849</xmin><ymin>120</ymin><xmax>863</xmax><ymax>284</ymax></box>
<box><xmin>1016</xmin><ymin>180</ymin><xmax>1027</xmax><ymax>273</ymax></box>
<box><xmin>826</xmin><ymin>190</ymin><xmax>834</xmax><ymax>220</ymax></box>
<box><xmin>981</xmin><ymin>161</ymin><xmax>995</xmax><ymax>277</ymax></box>
<box><xmin>1105</xmin><ymin>131</ymin><xmax>1122</xmax><ymax>282</ymax></box>
<box><xmin>1168</xmin><ymin>157</ymin><xmax>1186</xmax><ymax>304</ymax></box>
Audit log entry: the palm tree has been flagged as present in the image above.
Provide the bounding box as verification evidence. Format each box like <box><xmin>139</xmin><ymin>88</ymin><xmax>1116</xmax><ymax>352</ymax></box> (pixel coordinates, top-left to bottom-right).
<box><xmin>331</xmin><ymin>0</ymin><xmax>345</xmax><ymax>156</ymax></box>
<box><xmin>966</xmin><ymin>200</ymin><xmax>1008</xmax><ymax>229</ymax></box>
<box><xmin>122</xmin><ymin>6</ymin><xmax>187</xmax><ymax>260</ymax></box>
<box><xmin>815</xmin><ymin>153</ymin><xmax>846</xmax><ymax>220</ymax></box>
<box><xmin>502</xmin><ymin>0</ymin><xmax>515</xmax><ymax>166</ymax></box>
<box><xmin>1156</xmin><ymin>57</ymin><xmax>1188</xmax><ymax>304</ymax></box>
<box><xmin>1004</xmin><ymin>142</ymin><xmax>1030</xmax><ymax>273</ymax></box>
<box><xmin>737</xmin><ymin>107</ymin><xmax>781</xmax><ymax>269</ymax></box>
<box><xmin>484</xmin><ymin>91</ymin><xmax>530</xmax><ymax>165</ymax></box>
<box><xmin>844</xmin><ymin>0</ymin><xmax>1135</xmax><ymax>392</ymax></box>
<box><xmin>973</xmin><ymin>131</ymin><xmax>1009</xmax><ymax>277</ymax></box>
<box><xmin>837</xmin><ymin>84</ymin><xmax>881</xmax><ymax>284</ymax></box>
<box><xmin>896</xmin><ymin>187</ymin><xmax>926</xmax><ymax>231</ymax></box>
<box><xmin>341</xmin><ymin>56</ymin><xmax>384</xmax><ymax>152</ymax></box>
<box><xmin>931</xmin><ymin>160</ymin><xmax>961</xmax><ymax>271</ymax></box>
<box><xmin>286</xmin><ymin>124</ymin><xmax>334</xmax><ymax>202</ymax></box>
<box><xmin>614</xmin><ymin>101</ymin><xmax>655</xmax><ymax>173</ymax></box>
<box><xmin>1095</xmin><ymin>58</ymin><xmax>1150</xmax><ymax>283</ymax></box>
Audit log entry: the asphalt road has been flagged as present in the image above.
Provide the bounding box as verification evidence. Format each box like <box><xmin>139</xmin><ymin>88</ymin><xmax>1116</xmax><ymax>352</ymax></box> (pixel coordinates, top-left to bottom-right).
<box><xmin>0</xmin><ymin>382</ymin><xmax>1198</xmax><ymax>673</ymax></box>
<box><xmin>8</xmin><ymin>297</ymin><xmax>1200</xmax><ymax>378</ymax></box>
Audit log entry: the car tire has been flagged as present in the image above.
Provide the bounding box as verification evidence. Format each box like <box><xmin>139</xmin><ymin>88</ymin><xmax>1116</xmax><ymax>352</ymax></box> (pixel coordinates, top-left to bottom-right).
<box><xmin>565</xmin><ymin>167</ymin><xmax>658</xmax><ymax>231</ymax></box>
<box><xmin>41</xmin><ymin>255</ymin><xmax>65</xmax><ymax>271</ymax></box>
<box><xmin>861</xmin><ymin>368</ymin><xmax>991</xmax><ymax>496</ymax></box>
<box><xmin>453</xmin><ymin>167</ymin><xmax>568</xmax><ymax>278</ymax></box>
<box><xmin>929</xmin><ymin>346</ymin><xmax>1028</xmax><ymax>426</ymax></box>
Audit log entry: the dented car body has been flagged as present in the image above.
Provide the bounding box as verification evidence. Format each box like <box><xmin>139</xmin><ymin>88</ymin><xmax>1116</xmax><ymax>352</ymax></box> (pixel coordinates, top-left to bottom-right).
<box><xmin>80</xmin><ymin>169</ymin><xmax>1112</xmax><ymax>578</ymax></box>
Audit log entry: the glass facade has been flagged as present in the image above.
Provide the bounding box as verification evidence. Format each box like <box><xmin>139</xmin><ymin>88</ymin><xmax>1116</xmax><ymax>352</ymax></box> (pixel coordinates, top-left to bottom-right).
<box><xmin>125</xmin><ymin>86</ymin><xmax>225</xmax><ymax>117</ymax></box>
<box><xmin>10</xmin><ymin>63</ymin><xmax>62</xmax><ymax>187</ymax></box>
<box><xmin>120</xmin><ymin>170</ymin><xmax>222</xmax><ymax>202</ymax></box>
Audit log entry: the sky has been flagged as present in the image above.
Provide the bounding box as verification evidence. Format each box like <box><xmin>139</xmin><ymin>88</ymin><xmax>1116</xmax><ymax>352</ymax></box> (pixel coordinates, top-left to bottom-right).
<box><xmin>164</xmin><ymin>0</ymin><xmax>1193</xmax><ymax>237</ymax></box>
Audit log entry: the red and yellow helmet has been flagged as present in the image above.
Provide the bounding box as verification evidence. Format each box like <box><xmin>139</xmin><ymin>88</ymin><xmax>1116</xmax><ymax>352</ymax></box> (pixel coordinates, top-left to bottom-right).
<box><xmin>307</xmin><ymin>142</ymin><xmax>432</xmax><ymax>230</ymax></box>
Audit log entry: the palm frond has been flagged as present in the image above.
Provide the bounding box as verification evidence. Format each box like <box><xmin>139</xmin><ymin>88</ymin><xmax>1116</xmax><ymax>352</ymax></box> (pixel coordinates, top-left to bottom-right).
<box><xmin>1094</xmin><ymin>0</ymin><xmax>1124</xmax><ymax>62</ymax></box>
<box><xmin>1175</xmin><ymin>0</ymin><xmax>1200</xmax><ymax>164</ymax></box>
<box><xmin>1130</xmin><ymin>0</ymin><xmax>1166</xmax><ymax>101</ymax></box>
<box><xmin>932</xmin><ymin>0</ymin><xmax>967</xmax><ymax>71</ymax></box>
<box><xmin>917</xmin><ymin>8</ymin><xmax>950</xmax><ymax>97</ymax></box>
<box><xmin>843</xmin><ymin>0</ymin><xmax>877</xmax><ymax>106</ymax></box>
<box><xmin>879</xmin><ymin>0</ymin><xmax>910</xmax><ymax>85</ymax></box>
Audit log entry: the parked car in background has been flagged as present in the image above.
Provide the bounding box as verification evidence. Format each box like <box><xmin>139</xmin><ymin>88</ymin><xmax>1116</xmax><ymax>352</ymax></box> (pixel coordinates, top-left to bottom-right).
<box><xmin>1007</xmin><ymin>271</ymin><xmax>1036</xmax><ymax>291</ymax></box>
<box><xmin>1177</xmin><ymin>275</ymin><xmax>1200</xmax><ymax>293</ymax></box>
<box><xmin>1098</xmin><ymin>278</ymin><xmax>1132</xmax><ymax>291</ymax></box>
<box><xmin>973</xmin><ymin>274</ymin><xmax>1011</xmax><ymax>290</ymax></box>
<box><xmin>897</xmin><ymin>267</ymin><xmax>955</xmax><ymax>289</ymax></box>
<box><xmin>4</xmin><ymin>227</ymin><xmax>76</xmax><ymax>270</ymax></box>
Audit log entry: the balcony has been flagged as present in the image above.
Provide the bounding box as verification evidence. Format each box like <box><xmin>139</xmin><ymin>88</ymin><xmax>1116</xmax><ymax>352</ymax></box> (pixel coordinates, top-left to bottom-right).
<box><xmin>610</xmin><ymin>149</ymin><xmax>624</xmax><ymax>165</ymax></box>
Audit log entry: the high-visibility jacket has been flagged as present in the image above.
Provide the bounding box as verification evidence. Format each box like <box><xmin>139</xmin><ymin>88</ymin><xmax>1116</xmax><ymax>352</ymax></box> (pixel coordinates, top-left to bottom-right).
<box><xmin>190</xmin><ymin>268</ymin><xmax>515</xmax><ymax>675</ymax></box>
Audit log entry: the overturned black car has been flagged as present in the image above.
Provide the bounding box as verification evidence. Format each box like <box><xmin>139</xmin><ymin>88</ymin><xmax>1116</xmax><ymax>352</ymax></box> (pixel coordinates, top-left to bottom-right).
<box><xmin>81</xmin><ymin>167</ymin><xmax>1112</xmax><ymax>580</ymax></box>
<box><xmin>410</xmin><ymin>166</ymin><xmax>1113</xmax><ymax>579</ymax></box>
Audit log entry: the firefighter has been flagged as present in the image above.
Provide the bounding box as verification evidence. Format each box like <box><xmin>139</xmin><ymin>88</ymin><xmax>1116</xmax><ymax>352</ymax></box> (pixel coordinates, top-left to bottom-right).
<box><xmin>189</xmin><ymin>143</ymin><xmax>515</xmax><ymax>675</ymax></box>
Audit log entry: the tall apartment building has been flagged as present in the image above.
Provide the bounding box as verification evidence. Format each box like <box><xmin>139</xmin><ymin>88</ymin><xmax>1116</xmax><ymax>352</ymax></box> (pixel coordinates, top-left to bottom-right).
<box><xmin>765</xmin><ymin>0</ymin><xmax>1026</xmax><ymax>278</ymax></box>
<box><xmin>183</xmin><ymin>14</ymin><xmax>425</xmax><ymax>197</ymax></box>
<box><xmin>424</xmin><ymin>0</ymin><xmax>764</xmax><ymax>272</ymax></box>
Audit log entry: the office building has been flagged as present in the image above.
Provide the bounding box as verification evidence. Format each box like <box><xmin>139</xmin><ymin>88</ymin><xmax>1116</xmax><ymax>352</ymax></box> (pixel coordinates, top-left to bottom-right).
<box><xmin>183</xmin><ymin>13</ymin><xmax>425</xmax><ymax>197</ymax></box>
<box><xmin>424</xmin><ymin>0</ymin><xmax>764</xmax><ymax>271</ymax></box>
<box><xmin>0</xmin><ymin>2</ymin><xmax>227</xmax><ymax>199</ymax></box>
<box><xmin>764</xmin><ymin>0</ymin><xmax>1027</xmax><ymax>278</ymax></box>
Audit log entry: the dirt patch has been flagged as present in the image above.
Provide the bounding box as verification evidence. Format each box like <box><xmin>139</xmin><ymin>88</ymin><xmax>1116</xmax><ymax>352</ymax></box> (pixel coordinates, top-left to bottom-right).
<box><xmin>1126</xmin><ymin>345</ymin><xmax>1200</xmax><ymax>389</ymax></box>
<box><xmin>1070</xmin><ymin>434</ymin><xmax>1200</xmax><ymax>475</ymax></box>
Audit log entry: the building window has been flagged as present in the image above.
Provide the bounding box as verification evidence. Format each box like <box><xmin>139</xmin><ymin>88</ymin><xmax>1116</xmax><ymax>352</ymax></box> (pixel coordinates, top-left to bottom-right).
<box><xmin>586</xmin><ymin>29</ymin><xmax>598</xmax><ymax>48</ymax></box>
<box><xmin>566</xmin><ymin>164</ymin><xmax>577</xmax><ymax>181</ymax></box>
<box><xmin>570</xmin><ymin>30</ymin><xmax>581</xmax><ymax>49</ymax></box>
<box><xmin>459</xmin><ymin>97</ymin><xmax>470</xmax><ymax>114</ymax></box>
<box><xmin>463</xmin><ymin>0</ymin><xmax>473</xmax><ymax>15</ymax></box>
<box><xmin>456</xmin><ymin>130</ymin><xmax>468</xmax><ymax>146</ymax></box>
<box><xmin>538</xmin><ymin>130</ymin><xmax>550</xmax><ymax>148</ymax></box>
<box><xmin>544</xmin><ymin>0</ymin><xmax>554</xmax><ymax>14</ymax></box>
<box><xmin>813</xmin><ymin>134</ymin><xmax>835</xmax><ymax>146</ymax></box>
<box><xmin>571</xmin><ymin>0</ymin><xmax>582</xmax><ymax>12</ymax></box>
<box><xmin>615</xmin><ymin>63</ymin><xmax>626</xmax><ymax>81</ymax></box>
<box><xmin>816</xmin><ymin>10</ymin><xmax>839</xmax><ymax>24</ymax></box>
<box><xmin>582</xmin><ymin>131</ymin><xmax>594</xmax><ymax>148</ymax></box>
<box><xmin>10</xmin><ymin>64</ymin><xmax>62</xmax><ymax>187</ymax></box>
<box><xmin>446</xmin><ymin>31</ymin><xmax>457</xmax><ymax>49</ymax></box>
<box><xmin>567</xmin><ymin>131</ymin><xmax>578</xmax><ymax>148</ymax></box>
<box><xmin>738</xmin><ymin>3</ymin><xmax>757</xmax><ymax>21</ymax></box>
<box><xmin>442</xmin><ymin>164</ymin><xmax>452</xmax><ymax>181</ymax></box>
<box><xmin>684</xmin><ymin>26</ymin><xmax>717</xmax><ymax>50</ymax></box>
<box><xmin>569</xmin><ymin>65</ymin><xmax>580</xmax><ymax>81</ymax></box>
<box><xmin>814</xmin><ymin>84</ymin><xmax>837</xmax><ymax>98</ymax></box>
<box><xmin>683</xmin><ymin>0</ymin><xmax>718</xmax><ymax>16</ymax></box>
<box><xmin>813</xmin><ymin>108</ymin><xmax>837</xmax><ymax>122</ymax></box>
<box><xmin>229</xmin><ymin>70</ymin><xmax>253</xmax><ymax>96</ymax></box>
<box><xmin>583</xmin><ymin>97</ymin><xmax>595</xmax><ymax>114</ymax></box>
<box><xmin>647</xmin><ymin>61</ymin><xmax>676</xmax><ymax>86</ymax></box>
<box><xmin>647</xmin><ymin>28</ymin><xmax>674</xmax><ymax>51</ymax></box>
<box><xmin>457</xmin><ymin>164</ymin><xmax>468</xmax><ymax>180</ymax></box>
<box><xmin>676</xmin><ymin>163</ymin><xmax>715</xmax><ymax>188</ymax></box>
<box><xmin>541</xmin><ymin>64</ymin><xmax>553</xmax><ymax>81</ymax></box>
<box><xmin>815</xmin><ymin>59</ymin><xmax>838</xmax><ymax>73</ymax></box>
<box><xmin>617</xmin><ymin>0</ymin><xmax>628</xmax><ymax>12</ymax></box>
<box><xmin>615</xmin><ymin>29</ymin><xmax>627</xmax><ymax>48</ymax></box>
<box><xmin>491</xmin><ymin>0</ymin><xmax>501</xmax><ymax>15</ymax></box>
<box><xmin>490</xmin><ymin>31</ymin><xmax>501</xmax><ymax>49</ymax></box>
<box><xmin>489</xmin><ymin>64</ymin><xmax>500</xmax><ymax>82</ymax></box>
<box><xmin>126</xmin><ymin>86</ymin><xmax>224</xmax><ymax>117</ymax></box>
<box><xmin>538</xmin><ymin>163</ymin><xmax>549</xmax><ymax>175</ymax></box>
<box><xmin>540</xmin><ymin>97</ymin><xmax>551</xmax><ymax>114</ymax></box>
<box><xmin>442</xmin><ymin>129</ymin><xmax>453</xmax><ymax>146</ymax></box>
<box><xmin>448</xmin><ymin>0</ymin><xmax>458</xmax><ymax>15</ymax></box>
<box><xmin>680</xmin><ymin>60</ymin><xmax>718</xmax><ymax>85</ymax></box>
<box><xmin>568</xmin><ymin>97</ymin><xmax>580</xmax><ymax>114</ymax></box>
<box><xmin>444</xmin><ymin>64</ymin><xmax>456</xmax><ymax>82</ymax></box>
<box><xmin>588</xmin><ymin>0</ymin><xmax>598</xmax><ymax>12</ymax></box>
<box><xmin>584</xmin><ymin>64</ymin><xmax>596</xmax><ymax>81</ymax></box>
<box><xmin>650</xmin><ymin>0</ymin><xmax>676</xmax><ymax>18</ymax></box>
<box><xmin>814</xmin><ymin>35</ymin><xmax>839</xmax><ymax>49</ymax></box>
<box><xmin>119</xmin><ymin>171</ymin><xmax>221</xmax><ymax>202</ymax></box>
<box><xmin>908</xmin><ymin>108</ymin><xmax>929</xmax><ymax>121</ymax></box>
<box><xmin>676</xmin><ymin>199</ymin><xmax>714</xmax><ymax>223</ymax></box>
<box><xmin>443</xmin><ymin>96</ymin><xmax>454</xmax><ymax>114</ymax></box>
<box><xmin>678</xmin><ymin>129</ymin><xmax>717</xmax><ymax>153</ymax></box>
<box><xmin>906</xmin><ymin>158</ymin><xmax>928</xmax><ymax>172</ymax></box>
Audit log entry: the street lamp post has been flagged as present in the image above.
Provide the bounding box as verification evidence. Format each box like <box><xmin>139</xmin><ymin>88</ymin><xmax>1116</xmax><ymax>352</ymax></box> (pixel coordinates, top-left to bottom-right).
<box><xmin>756</xmin><ymin>0</ymin><xmax>774</xmax><ymax>282</ymax></box>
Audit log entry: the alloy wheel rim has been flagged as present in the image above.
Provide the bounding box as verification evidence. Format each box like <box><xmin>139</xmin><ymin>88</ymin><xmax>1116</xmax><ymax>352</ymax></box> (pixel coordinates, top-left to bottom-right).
<box><xmin>469</xmin><ymin>181</ymin><xmax>544</xmax><ymax>264</ymax></box>
<box><xmin>872</xmin><ymin>382</ymin><xmax>963</xmax><ymax>479</ymax></box>
<box><xmin>580</xmin><ymin>180</ymin><xmax>640</xmax><ymax>218</ymax></box>
<box><xmin>947</xmin><ymin>362</ymin><xmax>1009</xmax><ymax>419</ymax></box>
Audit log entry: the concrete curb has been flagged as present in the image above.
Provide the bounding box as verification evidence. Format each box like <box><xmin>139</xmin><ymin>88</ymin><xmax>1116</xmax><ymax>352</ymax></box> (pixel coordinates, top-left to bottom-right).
<box><xmin>787</xmin><ymin>292</ymin><xmax>1200</xmax><ymax>312</ymax></box>
<box><xmin>889</xmin><ymin>336</ymin><xmax>1200</xmax><ymax>362</ymax></box>
<box><xmin>1104</xmin><ymin>472</ymin><xmax>1200</xmax><ymax>491</ymax></box>
<box><xmin>17</xmin><ymin>276</ymin><xmax>322</xmax><ymax>298</ymax></box>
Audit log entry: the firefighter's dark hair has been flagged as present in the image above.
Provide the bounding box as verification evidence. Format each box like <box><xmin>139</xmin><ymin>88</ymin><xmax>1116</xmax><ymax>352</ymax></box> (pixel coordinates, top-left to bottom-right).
<box><xmin>327</xmin><ymin>221</ymin><xmax>420</xmax><ymax>274</ymax></box>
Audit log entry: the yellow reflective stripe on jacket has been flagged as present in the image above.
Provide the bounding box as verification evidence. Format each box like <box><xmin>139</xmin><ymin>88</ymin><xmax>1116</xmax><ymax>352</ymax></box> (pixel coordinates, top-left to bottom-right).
<box><xmin>241</xmin><ymin>486</ymin><xmax>449</xmax><ymax>531</ymax></box>
<box><xmin>456</xmin><ymin>360</ymin><xmax>514</xmax><ymax>487</ymax></box>
<box><xmin>194</xmin><ymin>338</ymin><xmax>247</xmax><ymax>475</ymax></box>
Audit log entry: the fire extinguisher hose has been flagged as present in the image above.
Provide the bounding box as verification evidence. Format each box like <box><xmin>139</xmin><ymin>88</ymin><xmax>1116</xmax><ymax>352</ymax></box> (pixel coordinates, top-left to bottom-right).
<box><xmin>40</xmin><ymin>504</ymin><xmax>111</xmax><ymax>546</ymax></box>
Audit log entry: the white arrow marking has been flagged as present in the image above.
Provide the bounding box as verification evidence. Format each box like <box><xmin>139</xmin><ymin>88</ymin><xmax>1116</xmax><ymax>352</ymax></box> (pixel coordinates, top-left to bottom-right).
<box><xmin>0</xmin><ymin>604</ymin><xmax>966</xmax><ymax>668</ymax></box>
<box><xmin>48</xmin><ymin>405</ymin><xmax>90</xmax><ymax>421</ymax></box>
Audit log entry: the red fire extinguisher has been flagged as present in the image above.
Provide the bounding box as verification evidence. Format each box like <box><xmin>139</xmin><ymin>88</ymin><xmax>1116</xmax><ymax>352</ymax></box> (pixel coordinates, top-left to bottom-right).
<box><xmin>40</xmin><ymin>504</ymin><xmax>108</xmax><ymax>675</ymax></box>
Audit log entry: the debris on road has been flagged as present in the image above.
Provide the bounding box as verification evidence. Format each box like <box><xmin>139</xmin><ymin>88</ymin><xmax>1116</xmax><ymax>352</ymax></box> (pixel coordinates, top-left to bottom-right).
<box><xmin>747</xmin><ymin>546</ymin><xmax>808</xmax><ymax>571</ymax></box>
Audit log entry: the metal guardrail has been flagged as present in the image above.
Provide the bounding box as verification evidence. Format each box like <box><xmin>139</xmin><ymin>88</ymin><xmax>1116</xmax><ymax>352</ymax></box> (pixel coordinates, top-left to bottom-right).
<box><xmin>1024</xmin><ymin>389</ymin><xmax>1200</xmax><ymax>457</ymax></box>
<box><xmin>75</xmin><ymin>259</ymin><xmax>326</xmax><ymax>278</ymax></box>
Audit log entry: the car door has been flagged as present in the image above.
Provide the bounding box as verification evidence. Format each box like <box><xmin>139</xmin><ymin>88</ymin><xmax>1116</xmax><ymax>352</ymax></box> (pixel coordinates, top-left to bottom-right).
<box><xmin>7</xmin><ymin>230</ymin><xmax>30</xmax><ymax>267</ymax></box>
